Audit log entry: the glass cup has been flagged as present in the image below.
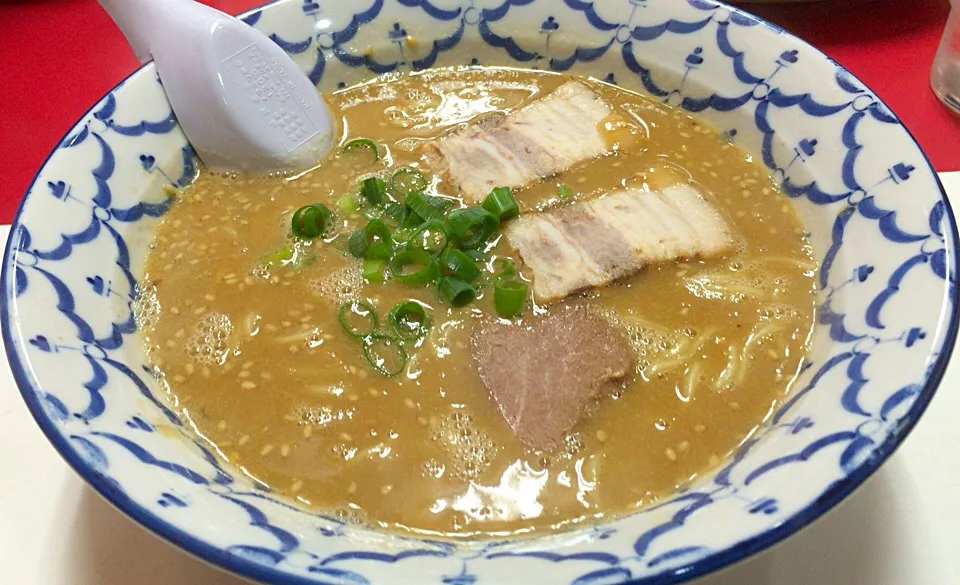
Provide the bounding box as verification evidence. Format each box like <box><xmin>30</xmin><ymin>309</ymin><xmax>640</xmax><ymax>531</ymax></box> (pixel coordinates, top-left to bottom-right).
<box><xmin>932</xmin><ymin>0</ymin><xmax>960</xmax><ymax>113</ymax></box>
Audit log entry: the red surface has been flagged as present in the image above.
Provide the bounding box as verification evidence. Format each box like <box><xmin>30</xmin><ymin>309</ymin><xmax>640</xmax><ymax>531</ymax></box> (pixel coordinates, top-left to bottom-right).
<box><xmin>1</xmin><ymin>0</ymin><xmax>957</xmax><ymax>224</ymax></box>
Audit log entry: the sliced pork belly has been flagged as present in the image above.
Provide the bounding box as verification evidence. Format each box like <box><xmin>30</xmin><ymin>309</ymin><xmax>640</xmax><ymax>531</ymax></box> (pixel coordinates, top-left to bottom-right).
<box><xmin>471</xmin><ymin>306</ymin><xmax>635</xmax><ymax>450</ymax></box>
<box><xmin>504</xmin><ymin>185</ymin><xmax>734</xmax><ymax>302</ymax></box>
<box><xmin>427</xmin><ymin>81</ymin><xmax>612</xmax><ymax>202</ymax></box>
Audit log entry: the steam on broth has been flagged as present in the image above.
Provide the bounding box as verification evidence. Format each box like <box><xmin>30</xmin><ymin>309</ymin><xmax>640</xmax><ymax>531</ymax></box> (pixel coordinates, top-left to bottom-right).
<box><xmin>137</xmin><ymin>67</ymin><xmax>817</xmax><ymax>538</ymax></box>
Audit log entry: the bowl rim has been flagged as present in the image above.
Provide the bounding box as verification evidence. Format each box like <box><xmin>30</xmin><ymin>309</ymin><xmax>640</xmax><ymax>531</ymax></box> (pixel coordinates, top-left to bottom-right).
<box><xmin>3</xmin><ymin>1</ymin><xmax>958</xmax><ymax>584</ymax></box>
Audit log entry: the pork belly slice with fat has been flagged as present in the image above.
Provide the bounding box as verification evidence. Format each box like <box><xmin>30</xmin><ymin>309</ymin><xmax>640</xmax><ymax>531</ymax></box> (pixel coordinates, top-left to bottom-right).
<box><xmin>426</xmin><ymin>81</ymin><xmax>613</xmax><ymax>202</ymax></box>
<box><xmin>504</xmin><ymin>184</ymin><xmax>735</xmax><ymax>302</ymax></box>
<box><xmin>471</xmin><ymin>306</ymin><xmax>636</xmax><ymax>450</ymax></box>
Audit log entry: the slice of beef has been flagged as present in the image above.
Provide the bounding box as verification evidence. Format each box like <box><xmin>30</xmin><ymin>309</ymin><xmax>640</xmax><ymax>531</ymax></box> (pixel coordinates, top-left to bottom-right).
<box><xmin>470</xmin><ymin>306</ymin><xmax>636</xmax><ymax>450</ymax></box>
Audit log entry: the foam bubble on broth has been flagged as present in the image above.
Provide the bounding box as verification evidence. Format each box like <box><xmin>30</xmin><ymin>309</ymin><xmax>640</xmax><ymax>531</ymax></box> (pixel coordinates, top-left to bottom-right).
<box><xmin>185</xmin><ymin>312</ymin><xmax>234</xmax><ymax>365</ymax></box>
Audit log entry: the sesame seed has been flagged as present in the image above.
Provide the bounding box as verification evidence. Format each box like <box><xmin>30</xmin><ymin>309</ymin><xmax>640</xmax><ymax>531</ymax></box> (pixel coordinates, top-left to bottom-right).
<box><xmin>339</xmin><ymin>432</ymin><xmax>353</xmax><ymax>442</ymax></box>
<box><xmin>291</xmin><ymin>480</ymin><xmax>304</xmax><ymax>493</ymax></box>
<box><xmin>172</xmin><ymin>374</ymin><xmax>185</xmax><ymax>383</ymax></box>
<box><xmin>404</xmin><ymin>398</ymin><xmax>416</xmax><ymax>409</ymax></box>
<box><xmin>665</xmin><ymin>448</ymin><xmax>677</xmax><ymax>462</ymax></box>
<box><xmin>381</xmin><ymin>485</ymin><xmax>393</xmax><ymax>495</ymax></box>
<box><xmin>694</xmin><ymin>424</ymin><xmax>706</xmax><ymax>433</ymax></box>
<box><xmin>596</xmin><ymin>430</ymin><xmax>608</xmax><ymax>442</ymax></box>
<box><xmin>280</xmin><ymin>444</ymin><xmax>291</xmax><ymax>457</ymax></box>
<box><xmin>347</xmin><ymin>481</ymin><xmax>357</xmax><ymax>494</ymax></box>
<box><xmin>303</xmin><ymin>426</ymin><xmax>313</xmax><ymax>439</ymax></box>
<box><xmin>260</xmin><ymin>444</ymin><xmax>274</xmax><ymax>456</ymax></box>
<box><xmin>241</xmin><ymin>381</ymin><xmax>257</xmax><ymax>390</ymax></box>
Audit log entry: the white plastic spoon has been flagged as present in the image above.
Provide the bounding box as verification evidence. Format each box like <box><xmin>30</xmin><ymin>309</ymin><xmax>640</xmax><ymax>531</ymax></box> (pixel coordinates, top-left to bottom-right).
<box><xmin>98</xmin><ymin>0</ymin><xmax>336</xmax><ymax>174</ymax></box>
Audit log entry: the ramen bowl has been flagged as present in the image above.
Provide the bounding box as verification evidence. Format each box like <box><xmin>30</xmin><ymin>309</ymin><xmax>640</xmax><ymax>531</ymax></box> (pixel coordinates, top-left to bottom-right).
<box><xmin>3</xmin><ymin>0</ymin><xmax>956</xmax><ymax>584</ymax></box>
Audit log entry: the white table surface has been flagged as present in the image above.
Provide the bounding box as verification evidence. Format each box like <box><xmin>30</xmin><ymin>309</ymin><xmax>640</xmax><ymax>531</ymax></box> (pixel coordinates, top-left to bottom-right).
<box><xmin>3</xmin><ymin>173</ymin><xmax>959</xmax><ymax>585</ymax></box>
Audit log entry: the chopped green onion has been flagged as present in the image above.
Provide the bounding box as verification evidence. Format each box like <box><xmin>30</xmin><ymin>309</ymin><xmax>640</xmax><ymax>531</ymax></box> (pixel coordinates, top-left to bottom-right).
<box><xmin>336</xmin><ymin>194</ymin><xmax>360</xmax><ymax>216</ymax></box>
<box><xmin>494</xmin><ymin>278</ymin><xmax>529</xmax><ymax>318</ymax></box>
<box><xmin>405</xmin><ymin>191</ymin><xmax>453</xmax><ymax>222</ymax></box>
<box><xmin>338</xmin><ymin>301</ymin><xmax>379</xmax><ymax>339</ymax></box>
<box><xmin>401</xmin><ymin>209</ymin><xmax>425</xmax><ymax>230</ymax></box>
<box><xmin>391</xmin><ymin>167</ymin><xmax>428</xmax><ymax>195</ymax></box>
<box><xmin>388</xmin><ymin>301</ymin><xmax>432</xmax><ymax>340</ymax></box>
<box><xmin>389</xmin><ymin>249</ymin><xmax>440</xmax><ymax>285</ymax></box>
<box><xmin>261</xmin><ymin>245</ymin><xmax>295</xmax><ymax>267</ymax></box>
<box><xmin>407</xmin><ymin>221</ymin><xmax>448</xmax><ymax>255</ymax></box>
<box><xmin>494</xmin><ymin>258</ymin><xmax>519</xmax><ymax>279</ymax></box>
<box><xmin>463</xmin><ymin>249</ymin><xmax>486</xmax><ymax>262</ymax></box>
<box><xmin>445</xmin><ymin>208</ymin><xmax>500</xmax><ymax>249</ymax></box>
<box><xmin>558</xmin><ymin>184</ymin><xmax>574</xmax><ymax>199</ymax></box>
<box><xmin>343</xmin><ymin>138</ymin><xmax>379</xmax><ymax>162</ymax></box>
<box><xmin>348</xmin><ymin>230</ymin><xmax>368</xmax><ymax>258</ymax></box>
<box><xmin>360</xmin><ymin>176</ymin><xmax>387</xmax><ymax>205</ymax></box>
<box><xmin>348</xmin><ymin>219</ymin><xmax>393</xmax><ymax>260</ymax></box>
<box><xmin>291</xmin><ymin>204</ymin><xmax>331</xmax><ymax>239</ymax></box>
<box><xmin>363</xmin><ymin>259</ymin><xmax>385</xmax><ymax>283</ymax></box>
<box><xmin>361</xmin><ymin>205</ymin><xmax>384</xmax><ymax>221</ymax></box>
<box><xmin>437</xmin><ymin>277</ymin><xmax>477</xmax><ymax>307</ymax></box>
<box><xmin>482</xmin><ymin>187</ymin><xmax>520</xmax><ymax>222</ymax></box>
<box><xmin>362</xmin><ymin>333</ymin><xmax>408</xmax><ymax>377</ymax></box>
<box><xmin>261</xmin><ymin>244</ymin><xmax>316</xmax><ymax>270</ymax></box>
<box><xmin>392</xmin><ymin>227</ymin><xmax>414</xmax><ymax>244</ymax></box>
<box><xmin>438</xmin><ymin>247</ymin><xmax>481</xmax><ymax>282</ymax></box>
<box><xmin>383</xmin><ymin>201</ymin><xmax>406</xmax><ymax>225</ymax></box>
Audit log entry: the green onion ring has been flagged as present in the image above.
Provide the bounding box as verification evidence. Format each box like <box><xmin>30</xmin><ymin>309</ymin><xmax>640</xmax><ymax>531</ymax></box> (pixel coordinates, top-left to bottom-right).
<box><xmin>438</xmin><ymin>246</ymin><xmax>482</xmax><ymax>282</ymax></box>
<box><xmin>360</xmin><ymin>176</ymin><xmax>387</xmax><ymax>205</ymax></box>
<box><xmin>338</xmin><ymin>300</ymin><xmax>379</xmax><ymax>339</ymax></box>
<box><xmin>494</xmin><ymin>278</ymin><xmax>529</xmax><ymax>318</ymax></box>
<box><xmin>444</xmin><ymin>208</ymin><xmax>500</xmax><ymax>250</ymax></box>
<box><xmin>437</xmin><ymin>276</ymin><xmax>477</xmax><ymax>307</ymax></box>
<box><xmin>391</xmin><ymin>166</ymin><xmax>429</xmax><ymax>195</ymax></box>
<box><xmin>389</xmin><ymin>249</ymin><xmax>440</xmax><ymax>285</ymax></box>
<box><xmin>362</xmin><ymin>333</ymin><xmax>408</xmax><ymax>377</ymax></box>
<box><xmin>291</xmin><ymin>204</ymin><xmax>331</xmax><ymax>239</ymax></box>
<box><xmin>482</xmin><ymin>187</ymin><xmax>520</xmax><ymax>222</ymax></box>
<box><xmin>343</xmin><ymin>138</ymin><xmax>380</xmax><ymax>162</ymax></box>
<box><xmin>388</xmin><ymin>301</ymin><xmax>432</xmax><ymax>340</ymax></box>
<box><xmin>406</xmin><ymin>220</ymin><xmax>448</xmax><ymax>255</ymax></box>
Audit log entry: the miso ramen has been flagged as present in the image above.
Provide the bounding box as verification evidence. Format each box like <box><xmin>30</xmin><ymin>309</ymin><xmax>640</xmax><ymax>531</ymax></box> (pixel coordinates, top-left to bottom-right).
<box><xmin>137</xmin><ymin>67</ymin><xmax>817</xmax><ymax>538</ymax></box>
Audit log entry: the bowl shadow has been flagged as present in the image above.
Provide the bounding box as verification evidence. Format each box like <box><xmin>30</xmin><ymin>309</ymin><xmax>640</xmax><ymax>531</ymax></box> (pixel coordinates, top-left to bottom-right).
<box><xmin>691</xmin><ymin>460</ymin><xmax>904</xmax><ymax>585</ymax></box>
<box><xmin>62</xmin><ymin>458</ymin><xmax>904</xmax><ymax>585</ymax></box>
<box><xmin>66</xmin><ymin>489</ymin><xmax>251</xmax><ymax>585</ymax></box>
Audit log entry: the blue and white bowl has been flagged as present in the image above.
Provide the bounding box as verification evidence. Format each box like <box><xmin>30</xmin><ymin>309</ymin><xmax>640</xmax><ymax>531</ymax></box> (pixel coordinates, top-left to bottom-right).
<box><xmin>3</xmin><ymin>1</ymin><xmax>957</xmax><ymax>584</ymax></box>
